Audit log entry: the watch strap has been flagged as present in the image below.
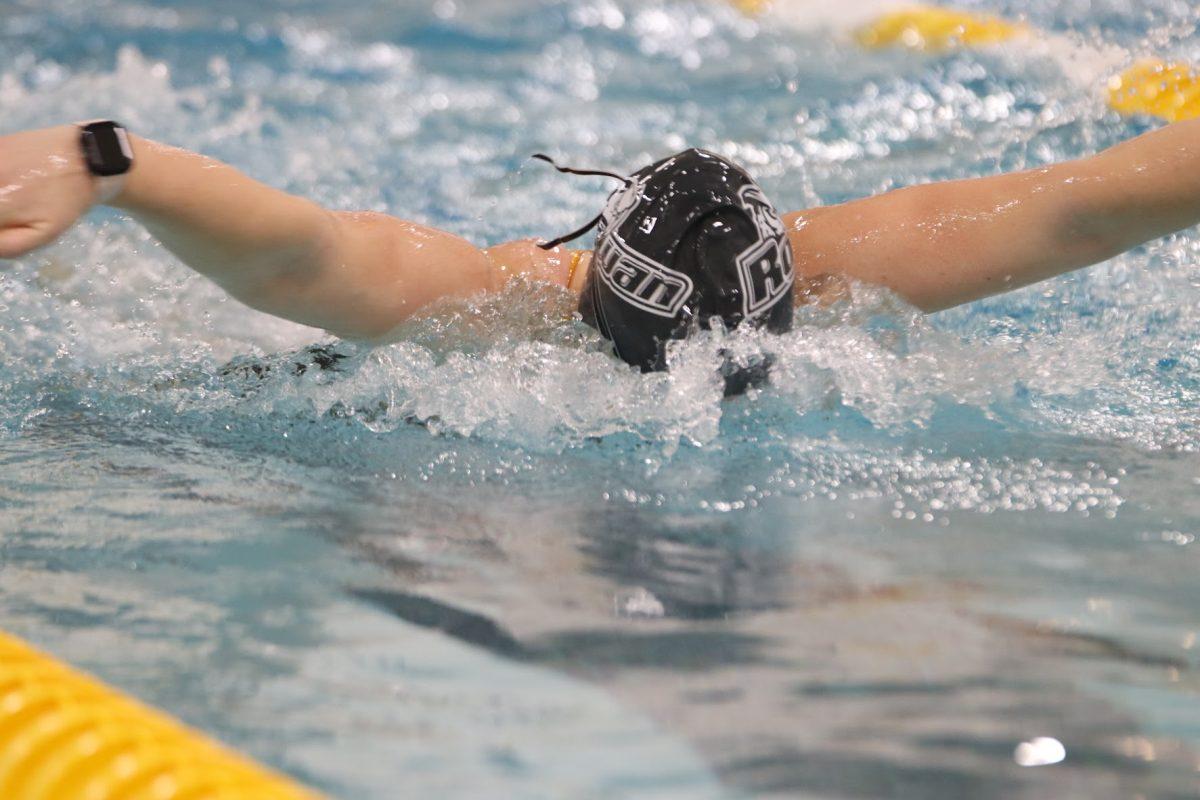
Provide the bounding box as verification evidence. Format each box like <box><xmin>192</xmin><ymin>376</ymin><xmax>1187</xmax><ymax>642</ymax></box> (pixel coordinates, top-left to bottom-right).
<box><xmin>78</xmin><ymin>120</ymin><xmax>133</xmax><ymax>204</ymax></box>
<box><xmin>91</xmin><ymin>174</ymin><xmax>126</xmax><ymax>205</ymax></box>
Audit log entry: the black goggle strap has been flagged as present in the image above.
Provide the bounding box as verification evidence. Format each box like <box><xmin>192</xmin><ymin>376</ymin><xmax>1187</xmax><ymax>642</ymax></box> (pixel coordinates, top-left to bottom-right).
<box><xmin>537</xmin><ymin>211</ymin><xmax>605</xmax><ymax>251</ymax></box>
<box><xmin>531</xmin><ymin>153</ymin><xmax>631</xmax><ymax>250</ymax></box>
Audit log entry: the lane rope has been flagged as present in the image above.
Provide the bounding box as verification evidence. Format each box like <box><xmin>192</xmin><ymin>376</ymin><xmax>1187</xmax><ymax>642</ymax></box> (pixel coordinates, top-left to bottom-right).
<box><xmin>1107</xmin><ymin>59</ymin><xmax>1200</xmax><ymax>122</ymax></box>
<box><xmin>855</xmin><ymin>6</ymin><xmax>1028</xmax><ymax>52</ymax></box>
<box><xmin>731</xmin><ymin>1</ymin><xmax>1200</xmax><ymax>122</ymax></box>
<box><xmin>0</xmin><ymin>630</ymin><xmax>323</xmax><ymax>800</ymax></box>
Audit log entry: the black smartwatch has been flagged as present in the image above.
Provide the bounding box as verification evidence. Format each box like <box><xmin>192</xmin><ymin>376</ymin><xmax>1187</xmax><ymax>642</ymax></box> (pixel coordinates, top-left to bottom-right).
<box><xmin>79</xmin><ymin>120</ymin><xmax>134</xmax><ymax>203</ymax></box>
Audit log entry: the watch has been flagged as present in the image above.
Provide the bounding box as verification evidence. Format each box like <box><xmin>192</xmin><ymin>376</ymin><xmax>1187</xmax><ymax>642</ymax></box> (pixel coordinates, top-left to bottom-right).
<box><xmin>79</xmin><ymin>120</ymin><xmax>134</xmax><ymax>203</ymax></box>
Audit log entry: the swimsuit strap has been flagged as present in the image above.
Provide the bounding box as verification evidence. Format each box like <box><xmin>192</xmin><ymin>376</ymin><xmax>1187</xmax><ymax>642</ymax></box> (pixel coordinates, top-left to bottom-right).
<box><xmin>566</xmin><ymin>249</ymin><xmax>584</xmax><ymax>289</ymax></box>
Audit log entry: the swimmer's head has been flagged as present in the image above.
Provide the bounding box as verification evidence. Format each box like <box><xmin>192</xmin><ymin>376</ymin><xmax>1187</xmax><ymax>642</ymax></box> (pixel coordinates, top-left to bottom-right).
<box><xmin>569</xmin><ymin>149</ymin><xmax>795</xmax><ymax>395</ymax></box>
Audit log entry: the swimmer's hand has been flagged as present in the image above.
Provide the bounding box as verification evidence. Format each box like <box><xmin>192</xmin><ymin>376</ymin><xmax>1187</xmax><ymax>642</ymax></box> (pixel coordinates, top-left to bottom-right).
<box><xmin>0</xmin><ymin>126</ymin><xmax>99</xmax><ymax>260</ymax></box>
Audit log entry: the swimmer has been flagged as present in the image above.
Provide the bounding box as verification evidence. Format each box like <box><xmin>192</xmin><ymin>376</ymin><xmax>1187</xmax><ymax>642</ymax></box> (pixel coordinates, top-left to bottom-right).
<box><xmin>2</xmin><ymin>120</ymin><xmax>1199</xmax><ymax>391</ymax></box>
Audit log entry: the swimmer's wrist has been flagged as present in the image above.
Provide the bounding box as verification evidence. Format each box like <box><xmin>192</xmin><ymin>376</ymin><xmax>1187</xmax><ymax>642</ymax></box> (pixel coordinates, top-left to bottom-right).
<box><xmin>105</xmin><ymin>133</ymin><xmax>154</xmax><ymax>212</ymax></box>
<box><xmin>76</xmin><ymin>121</ymin><xmax>134</xmax><ymax>207</ymax></box>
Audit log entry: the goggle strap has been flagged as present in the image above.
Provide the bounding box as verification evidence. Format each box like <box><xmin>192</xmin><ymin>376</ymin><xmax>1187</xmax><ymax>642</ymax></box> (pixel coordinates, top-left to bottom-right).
<box><xmin>530</xmin><ymin>153</ymin><xmax>632</xmax><ymax>250</ymax></box>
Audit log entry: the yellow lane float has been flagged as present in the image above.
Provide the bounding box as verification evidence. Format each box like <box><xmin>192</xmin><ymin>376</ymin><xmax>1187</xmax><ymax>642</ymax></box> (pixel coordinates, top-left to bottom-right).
<box><xmin>1107</xmin><ymin>59</ymin><xmax>1200</xmax><ymax>122</ymax></box>
<box><xmin>855</xmin><ymin>6</ymin><xmax>1027</xmax><ymax>52</ymax></box>
<box><xmin>730</xmin><ymin>1</ymin><xmax>1200</xmax><ymax>122</ymax></box>
<box><xmin>729</xmin><ymin>0</ymin><xmax>772</xmax><ymax>14</ymax></box>
<box><xmin>0</xmin><ymin>630</ymin><xmax>322</xmax><ymax>800</ymax></box>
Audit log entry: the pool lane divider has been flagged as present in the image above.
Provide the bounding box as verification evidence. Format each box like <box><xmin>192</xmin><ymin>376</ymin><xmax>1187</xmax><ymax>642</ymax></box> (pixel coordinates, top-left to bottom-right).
<box><xmin>1106</xmin><ymin>60</ymin><xmax>1200</xmax><ymax>123</ymax></box>
<box><xmin>732</xmin><ymin>1</ymin><xmax>1200</xmax><ymax>123</ymax></box>
<box><xmin>854</xmin><ymin>6</ymin><xmax>1028</xmax><ymax>52</ymax></box>
<box><xmin>0</xmin><ymin>630</ymin><xmax>322</xmax><ymax>800</ymax></box>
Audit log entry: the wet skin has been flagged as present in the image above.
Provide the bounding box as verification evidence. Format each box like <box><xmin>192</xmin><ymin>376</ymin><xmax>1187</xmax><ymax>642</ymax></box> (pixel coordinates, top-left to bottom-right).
<box><xmin>2</xmin><ymin>119</ymin><xmax>1200</xmax><ymax>339</ymax></box>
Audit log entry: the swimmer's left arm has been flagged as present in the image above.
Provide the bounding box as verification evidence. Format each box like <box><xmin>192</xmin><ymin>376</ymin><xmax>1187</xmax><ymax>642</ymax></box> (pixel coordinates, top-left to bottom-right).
<box><xmin>783</xmin><ymin>117</ymin><xmax>1200</xmax><ymax>311</ymax></box>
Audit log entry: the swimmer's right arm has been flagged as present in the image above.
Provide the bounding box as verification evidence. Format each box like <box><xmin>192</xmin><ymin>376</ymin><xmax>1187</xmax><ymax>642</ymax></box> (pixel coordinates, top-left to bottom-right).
<box><xmin>0</xmin><ymin>126</ymin><xmax>574</xmax><ymax>338</ymax></box>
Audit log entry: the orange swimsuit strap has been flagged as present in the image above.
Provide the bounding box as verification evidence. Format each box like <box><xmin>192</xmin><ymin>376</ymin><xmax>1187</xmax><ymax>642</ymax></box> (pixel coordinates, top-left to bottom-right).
<box><xmin>566</xmin><ymin>249</ymin><xmax>584</xmax><ymax>289</ymax></box>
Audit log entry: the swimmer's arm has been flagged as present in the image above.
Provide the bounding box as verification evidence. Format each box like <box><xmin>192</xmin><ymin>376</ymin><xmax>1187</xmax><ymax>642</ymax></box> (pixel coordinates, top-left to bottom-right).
<box><xmin>0</xmin><ymin>126</ymin><xmax>571</xmax><ymax>338</ymax></box>
<box><xmin>111</xmin><ymin>134</ymin><xmax>507</xmax><ymax>338</ymax></box>
<box><xmin>783</xmin><ymin>117</ymin><xmax>1200</xmax><ymax>311</ymax></box>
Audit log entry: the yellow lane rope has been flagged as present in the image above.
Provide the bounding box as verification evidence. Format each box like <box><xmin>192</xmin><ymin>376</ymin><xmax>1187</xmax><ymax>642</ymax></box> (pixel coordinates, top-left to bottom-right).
<box><xmin>0</xmin><ymin>630</ymin><xmax>322</xmax><ymax>800</ymax></box>
<box><xmin>855</xmin><ymin>6</ymin><xmax>1027</xmax><ymax>52</ymax></box>
<box><xmin>729</xmin><ymin>0</ymin><xmax>772</xmax><ymax>14</ymax></box>
<box><xmin>1107</xmin><ymin>59</ymin><xmax>1200</xmax><ymax>123</ymax></box>
<box><xmin>731</xmin><ymin>1</ymin><xmax>1200</xmax><ymax>122</ymax></box>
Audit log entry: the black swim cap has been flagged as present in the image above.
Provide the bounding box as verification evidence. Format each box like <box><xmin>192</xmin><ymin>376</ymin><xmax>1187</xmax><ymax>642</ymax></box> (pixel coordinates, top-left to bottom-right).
<box><xmin>560</xmin><ymin>149</ymin><xmax>795</xmax><ymax>395</ymax></box>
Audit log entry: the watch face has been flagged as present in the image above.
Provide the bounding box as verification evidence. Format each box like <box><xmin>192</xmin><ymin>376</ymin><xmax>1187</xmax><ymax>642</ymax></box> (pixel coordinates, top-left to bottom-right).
<box><xmin>81</xmin><ymin>122</ymin><xmax>133</xmax><ymax>177</ymax></box>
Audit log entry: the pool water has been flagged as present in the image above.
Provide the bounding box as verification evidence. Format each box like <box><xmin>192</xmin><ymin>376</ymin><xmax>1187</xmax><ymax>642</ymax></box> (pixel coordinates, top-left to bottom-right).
<box><xmin>2</xmin><ymin>0</ymin><xmax>1200</xmax><ymax>797</ymax></box>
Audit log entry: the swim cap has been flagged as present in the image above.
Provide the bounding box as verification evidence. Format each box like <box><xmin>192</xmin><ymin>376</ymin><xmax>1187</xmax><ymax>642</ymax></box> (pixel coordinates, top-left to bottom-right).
<box><xmin>545</xmin><ymin>149</ymin><xmax>795</xmax><ymax>395</ymax></box>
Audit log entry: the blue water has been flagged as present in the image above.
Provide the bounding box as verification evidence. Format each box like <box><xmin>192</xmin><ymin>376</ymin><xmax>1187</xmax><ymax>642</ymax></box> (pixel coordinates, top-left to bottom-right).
<box><xmin>2</xmin><ymin>0</ymin><xmax>1200</xmax><ymax>797</ymax></box>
